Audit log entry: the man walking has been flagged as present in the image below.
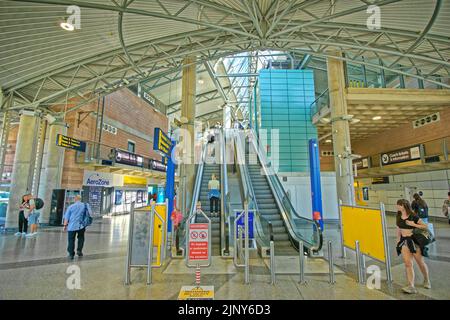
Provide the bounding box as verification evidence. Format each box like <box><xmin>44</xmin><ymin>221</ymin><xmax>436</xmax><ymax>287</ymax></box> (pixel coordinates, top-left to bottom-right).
<box><xmin>63</xmin><ymin>195</ymin><xmax>92</xmax><ymax>260</ymax></box>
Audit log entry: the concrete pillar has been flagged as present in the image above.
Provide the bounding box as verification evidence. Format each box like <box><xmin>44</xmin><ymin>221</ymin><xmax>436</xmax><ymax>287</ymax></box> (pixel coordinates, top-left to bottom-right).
<box><xmin>327</xmin><ymin>52</ymin><xmax>355</xmax><ymax>206</ymax></box>
<box><xmin>31</xmin><ymin>119</ymin><xmax>47</xmax><ymax>196</ymax></box>
<box><xmin>223</xmin><ymin>105</ymin><xmax>232</xmax><ymax>129</ymax></box>
<box><xmin>180</xmin><ymin>56</ymin><xmax>196</xmax><ymax>213</ymax></box>
<box><xmin>5</xmin><ymin>110</ymin><xmax>40</xmax><ymax>229</ymax></box>
<box><xmin>38</xmin><ymin>120</ymin><xmax>67</xmax><ymax>225</ymax></box>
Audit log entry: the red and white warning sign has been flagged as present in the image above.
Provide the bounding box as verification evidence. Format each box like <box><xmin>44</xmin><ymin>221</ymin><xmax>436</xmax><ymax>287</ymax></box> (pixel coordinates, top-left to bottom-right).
<box><xmin>188</xmin><ymin>223</ymin><xmax>209</xmax><ymax>263</ymax></box>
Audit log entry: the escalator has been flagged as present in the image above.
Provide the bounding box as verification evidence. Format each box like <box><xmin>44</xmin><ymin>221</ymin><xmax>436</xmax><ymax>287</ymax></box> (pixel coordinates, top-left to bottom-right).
<box><xmin>246</xmin><ymin>152</ymin><xmax>298</xmax><ymax>256</ymax></box>
<box><xmin>234</xmin><ymin>129</ymin><xmax>322</xmax><ymax>257</ymax></box>
<box><xmin>196</xmin><ymin>163</ymin><xmax>221</xmax><ymax>256</ymax></box>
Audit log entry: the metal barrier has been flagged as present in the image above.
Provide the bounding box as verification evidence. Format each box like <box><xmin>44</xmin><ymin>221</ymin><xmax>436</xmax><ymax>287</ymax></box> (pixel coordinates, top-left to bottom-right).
<box><xmin>269</xmin><ymin>241</ymin><xmax>275</xmax><ymax>285</ymax></box>
<box><xmin>340</xmin><ymin>202</ymin><xmax>393</xmax><ymax>284</ymax></box>
<box><xmin>124</xmin><ymin>201</ymin><xmax>167</xmax><ymax>285</ymax></box>
<box><xmin>233</xmin><ymin>201</ymin><xmax>250</xmax><ymax>284</ymax></box>
<box><xmin>298</xmin><ymin>241</ymin><xmax>306</xmax><ymax>285</ymax></box>
<box><xmin>327</xmin><ymin>241</ymin><xmax>336</xmax><ymax>284</ymax></box>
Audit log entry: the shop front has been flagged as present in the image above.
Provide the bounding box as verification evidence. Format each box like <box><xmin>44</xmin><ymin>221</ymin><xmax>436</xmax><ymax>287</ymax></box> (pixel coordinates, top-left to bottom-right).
<box><xmin>82</xmin><ymin>170</ymin><xmax>161</xmax><ymax>216</ymax></box>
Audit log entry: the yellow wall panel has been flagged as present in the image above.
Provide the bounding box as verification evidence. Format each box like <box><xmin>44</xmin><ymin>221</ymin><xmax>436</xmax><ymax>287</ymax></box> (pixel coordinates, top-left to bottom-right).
<box><xmin>341</xmin><ymin>206</ymin><xmax>386</xmax><ymax>262</ymax></box>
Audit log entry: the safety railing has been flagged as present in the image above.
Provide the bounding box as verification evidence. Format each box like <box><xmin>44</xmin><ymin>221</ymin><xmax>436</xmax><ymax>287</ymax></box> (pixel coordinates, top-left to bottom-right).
<box><xmin>248</xmin><ymin>128</ymin><xmax>322</xmax><ymax>253</ymax></box>
<box><xmin>310</xmin><ymin>88</ymin><xmax>329</xmax><ymax>121</ymax></box>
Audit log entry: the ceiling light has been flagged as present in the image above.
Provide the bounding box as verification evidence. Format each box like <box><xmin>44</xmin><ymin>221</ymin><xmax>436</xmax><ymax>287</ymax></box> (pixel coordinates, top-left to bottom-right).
<box><xmin>325</xmin><ymin>139</ymin><xmax>332</xmax><ymax>143</ymax></box>
<box><xmin>198</xmin><ymin>79</ymin><xmax>204</xmax><ymax>85</ymax></box>
<box><xmin>350</xmin><ymin>118</ymin><xmax>361</xmax><ymax>124</ymax></box>
<box><xmin>60</xmin><ymin>22</ymin><xmax>75</xmax><ymax>31</ymax></box>
<box><xmin>372</xmin><ymin>116</ymin><xmax>382</xmax><ymax>121</ymax></box>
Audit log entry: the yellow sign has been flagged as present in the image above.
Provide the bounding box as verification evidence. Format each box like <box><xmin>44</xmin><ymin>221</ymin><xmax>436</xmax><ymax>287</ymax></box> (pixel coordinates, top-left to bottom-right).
<box><xmin>178</xmin><ymin>286</ymin><xmax>214</xmax><ymax>300</ymax></box>
<box><xmin>56</xmin><ymin>134</ymin><xmax>86</xmax><ymax>152</ymax></box>
<box><xmin>341</xmin><ymin>205</ymin><xmax>386</xmax><ymax>262</ymax></box>
<box><xmin>123</xmin><ymin>176</ymin><xmax>147</xmax><ymax>186</ymax></box>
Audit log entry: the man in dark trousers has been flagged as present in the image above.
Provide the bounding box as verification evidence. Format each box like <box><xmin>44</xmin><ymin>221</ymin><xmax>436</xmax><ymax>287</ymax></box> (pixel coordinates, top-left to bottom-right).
<box><xmin>63</xmin><ymin>195</ymin><xmax>92</xmax><ymax>260</ymax></box>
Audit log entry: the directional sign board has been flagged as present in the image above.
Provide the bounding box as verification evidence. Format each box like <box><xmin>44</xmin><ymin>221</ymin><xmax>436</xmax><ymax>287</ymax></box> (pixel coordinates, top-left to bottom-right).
<box><xmin>187</xmin><ymin>223</ymin><xmax>210</xmax><ymax>266</ymax></box>
<box><xmin>178</xmin><ymin>286</ymin><xmax>214</xmax><ymax>300</ymax></box>
<box><xmin>153</xmin><ymin>128</ymin><xmax>172</xmax><ymax>157</ymax></box>
<box><xmin>56</xmin><ymin>134</ymin><xmax>86</xmax><ymax>152</ymax></box>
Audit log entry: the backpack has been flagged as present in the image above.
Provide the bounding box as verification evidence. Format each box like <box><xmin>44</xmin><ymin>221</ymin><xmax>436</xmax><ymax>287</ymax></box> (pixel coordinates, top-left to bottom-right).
<box><xmin>82</xmin><ymin>203</ymin><xmax>93</xmax><ymax>227</ymax></box>
<box><xmin>417</xmin><ymin>204</ymin><xmax>428</xmax><ymax>219</ymax></box>
<box><xmin>34</xmin><ymin>198</ymin><xmax>44</xmax><ymax>210</ymax></box>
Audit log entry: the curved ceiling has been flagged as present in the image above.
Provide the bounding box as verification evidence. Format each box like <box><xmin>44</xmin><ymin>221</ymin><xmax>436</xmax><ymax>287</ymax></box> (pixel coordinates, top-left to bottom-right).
<box><xmin>0</xmin><ymin>0</ymin><xmax>449</xmax><ymax>115</ymax></box>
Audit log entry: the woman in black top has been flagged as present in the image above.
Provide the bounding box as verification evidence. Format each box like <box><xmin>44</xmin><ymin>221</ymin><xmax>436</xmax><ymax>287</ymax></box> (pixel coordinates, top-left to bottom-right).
<box><xmin>14</xmin><ymin>195</ymin><xmax>29</xmax><ymax>237</ymax></box>
<box><xmin>396</xmin><ymin>199</ymin><xmax>430</xmax><ymax>294</ymax></box>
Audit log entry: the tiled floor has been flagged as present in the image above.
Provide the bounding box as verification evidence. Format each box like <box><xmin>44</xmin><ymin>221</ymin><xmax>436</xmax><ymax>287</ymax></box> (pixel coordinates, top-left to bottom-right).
<box><xmin>0</xmin><ymin>214</ymin><xmax>449</xmax><ymax>300</ymax></box>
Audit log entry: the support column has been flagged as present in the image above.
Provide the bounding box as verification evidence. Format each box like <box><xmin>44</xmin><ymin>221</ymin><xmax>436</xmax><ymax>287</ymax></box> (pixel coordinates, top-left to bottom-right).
<box><xmin>5</xmin><ymin>110</ymin><xmax>40</xmax><ymax>229</ymax></box>
<box><xmin>0</xmin><ymin>92</ymin><xmax>12</xmax><ymax>180</ymax></box>
<box><xmin>327</xmin><ymin>52</ymin><xmax>355</xmax><ymax>206</ymax></box>
<box><xmin>180</xmin><ymin>56</ymin><xmax>196</xmax><ymax>214</ymax></box>
<box><xmin>38</xmin><ymin>120</ymin><xmax>67</xmax><ymax>225</ymax></box>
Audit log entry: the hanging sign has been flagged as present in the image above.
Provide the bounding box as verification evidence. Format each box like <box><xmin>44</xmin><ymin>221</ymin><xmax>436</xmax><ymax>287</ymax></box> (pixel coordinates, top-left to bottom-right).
<box><xmin>353</xmin><ymin>157</ymin><xmax>370</xmax><ymax>170</ymax></box>
<box><xmin>56</xmin><ymin>134</ymin><xmax>86</xmax><ymax>152</ymax></box>
<box><xmin>115</xmin><ymin>150</ymin><xmax>143</xmax><ymax>167</ymax></box>
<box><xmin>381</xmin><ymin>145</ymin><xmax>422</xmax><ymax>166</ymax></box>
<box><xmin>153</xmin><ymin>128</ymin><xmax>172</xmax><ymax>157</ymax></box>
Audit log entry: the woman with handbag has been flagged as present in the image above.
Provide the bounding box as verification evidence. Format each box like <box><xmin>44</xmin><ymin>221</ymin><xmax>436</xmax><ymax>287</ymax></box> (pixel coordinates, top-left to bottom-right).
<box><xmin>396</xmin><ymin>199</ymin><xmax>431</xmax><ymax>294</ymax></box>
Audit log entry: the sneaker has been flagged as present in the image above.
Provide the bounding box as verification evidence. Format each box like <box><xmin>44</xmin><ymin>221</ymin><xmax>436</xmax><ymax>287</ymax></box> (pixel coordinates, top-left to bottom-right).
<box><xmin>423</xmin><ymin>280</ymin><xmax>431</xmax><ymax>289</ymax></box>
<box><xmin>402</xmin><ymin>286</ymin><xmax>418</xmax><ymax>294</ymax></box>
<box><xmin>14</xmin><ymin>232</ymin><xmax>22</xmax><ymax>236</ymax></box>
<box><xmin>21</xmin><ymin>232</ymin><xmax>27</xmax><ymax>236</ymax></box>
<box><xmin>32</xmin><ymin>232</ymin><xmax>38</xmax><ymax>236</ymax></box>
<box><xmin>25</xmin><ymin>233</ymin><xmax>34</xmax><ymax>238</ymax></box>
<box><xmin>77</xmin><ymin>252</ymin><xmax>83</xmax><ymax>257</ymax></box>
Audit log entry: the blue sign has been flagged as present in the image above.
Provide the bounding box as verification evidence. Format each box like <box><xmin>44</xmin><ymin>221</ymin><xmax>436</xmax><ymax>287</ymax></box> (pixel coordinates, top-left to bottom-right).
<box><xmin>153</xmin><ymin>128</ymin><xmax>172</xmax><ymax>157</ymax></box>
<box><xmin>235</xmin><ymin>211</ymin><xmax>254</xmax><ymax>239</ymax></box>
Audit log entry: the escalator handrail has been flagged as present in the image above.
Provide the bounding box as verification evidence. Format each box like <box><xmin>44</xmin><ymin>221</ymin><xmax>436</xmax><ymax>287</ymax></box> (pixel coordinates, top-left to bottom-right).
<box><xmin>188</xmin><ymin>141</ymin><xmax>208</xmax><ymax>224</ymax></box>
<box><xmin>247</xmin><ymin>129</ymin><xmax>322</xmax><ymax>252</ymax></box>
<box><xmin>220</xmin><ymin>128</ymin><xmax>229</xmax><ymax>255</ymax></box>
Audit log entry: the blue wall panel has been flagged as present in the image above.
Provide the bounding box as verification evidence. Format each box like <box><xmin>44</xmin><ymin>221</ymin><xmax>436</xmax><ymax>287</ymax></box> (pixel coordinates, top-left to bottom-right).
<box><xmin>258</xmin><ymin>69</ymin><xmax>317</xmax><ymax>172</ymax></box>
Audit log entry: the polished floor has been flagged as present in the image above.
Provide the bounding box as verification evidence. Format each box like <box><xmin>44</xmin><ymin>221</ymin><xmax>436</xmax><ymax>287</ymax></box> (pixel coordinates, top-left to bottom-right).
<box><xmin>0</xmin><ymin>214</ymin><xmax>449</xmax><ymax>300</ymax></box>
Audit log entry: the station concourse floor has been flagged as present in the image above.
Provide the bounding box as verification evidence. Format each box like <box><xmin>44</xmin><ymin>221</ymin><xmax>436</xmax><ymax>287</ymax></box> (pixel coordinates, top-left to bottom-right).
<box><xmin>0</xmin><ymin>215</ymin><xmax>449</xmax><ymax>300</ymax></box>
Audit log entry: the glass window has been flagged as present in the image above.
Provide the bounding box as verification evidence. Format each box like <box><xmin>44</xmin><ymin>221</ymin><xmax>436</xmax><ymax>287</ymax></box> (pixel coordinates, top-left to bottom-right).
<box><xmin>128</xmin><ymin>141</ymin><xmax>135</xmax><ymax>153</ymax></box>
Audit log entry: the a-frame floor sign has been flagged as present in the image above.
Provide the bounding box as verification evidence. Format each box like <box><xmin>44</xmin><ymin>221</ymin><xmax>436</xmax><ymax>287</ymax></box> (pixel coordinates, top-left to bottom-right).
<box><xmin>178</xmin><ymin>208</ymin><xmax>214</xmax><ymax>300</ymax></box>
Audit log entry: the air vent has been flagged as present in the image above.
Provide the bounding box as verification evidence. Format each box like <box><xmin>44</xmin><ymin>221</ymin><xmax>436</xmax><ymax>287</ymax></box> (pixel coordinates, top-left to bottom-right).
<box><xmin>413</xmin><ymin>112</ymin><xmax>440</xmax><ymax>129</ymax></box>
<box><xmin>321</xmin><ymin>150</ymin><xmax>334</xmax><ymax>157</ymax></box>
<box><xmin>103</xmin><ymin>123</ymin><xmax>118</xmax><ymax>135</ymax></box>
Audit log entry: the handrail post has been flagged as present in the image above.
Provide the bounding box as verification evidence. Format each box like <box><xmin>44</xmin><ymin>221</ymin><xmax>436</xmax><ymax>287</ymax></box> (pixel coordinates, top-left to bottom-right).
<box><xmin>298</xmin><ymin>241</ymin><xmax>306</xmax><ymax>285</ymax></box>
<box><xmin>244</xmin><ymin>200</ymin><xmax>250</xmax><ymax>284</ymax></box>
<box><xmin>380</xmin><ymin>202</ymin><xmax>393</xmax><ymax>283</ymax></box>
<box><xmin>355</xmin><ymin>240</ymin><xmax>363</xmax><ymax>284</ymax></box>
<box><xmin>328</xmin><ymin>241</ymin><xmax>336</xmax><ymax>284</ymax></box>
<box><xmin>270</xmin><ymin>240</ymin><xmax>275</xmax><ymax>285</ymax></box>
<box><xmin>147</xmin><ymin>202</ymin><xmax>155</xmax><ymax>285</ymax></box>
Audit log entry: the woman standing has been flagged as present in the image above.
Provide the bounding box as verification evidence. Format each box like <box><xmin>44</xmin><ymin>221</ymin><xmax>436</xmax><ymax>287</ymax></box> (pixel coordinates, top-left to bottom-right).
<box><xmin>14</xmin><ymin>195</ymin><xmax>29</xmax><ymax>237</ymax></box>
<box><xmin>396</xmin><ymin>199</ymin><xmax>431</xmax><ymax>294</ymax></box>
<box><xmin>411</xmin><ymin>193</ymin><xmax>429</xmax><ymax>223</ymax></box>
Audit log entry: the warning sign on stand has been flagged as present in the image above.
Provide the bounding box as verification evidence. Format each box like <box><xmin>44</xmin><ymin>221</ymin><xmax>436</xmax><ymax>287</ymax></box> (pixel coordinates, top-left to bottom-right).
<box><xmin>178</xmin><ymin>286</ymin><xmax>214</xmax><ymax>300</ymax></box>
<box><xmin>188</xmin><ymin>223</ymin><xmax>210</xmax><ymax>266</ymax></box>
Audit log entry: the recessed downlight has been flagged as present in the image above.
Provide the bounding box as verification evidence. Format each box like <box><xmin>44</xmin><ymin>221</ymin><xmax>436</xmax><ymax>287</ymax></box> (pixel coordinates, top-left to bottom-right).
<box><xmin>198</xmin><ymin>79</ymin><xmax>204</xmax><ymax>85</ymax></box>
<box><xmin>372</xmin><ymin>116</ymin><xmax>382</xmax><ymax>121</ymax></box>
<box><xmin>325</xmin><ymin>139</ymin><xmax>332</xmax><ymax>143</ymax></box>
